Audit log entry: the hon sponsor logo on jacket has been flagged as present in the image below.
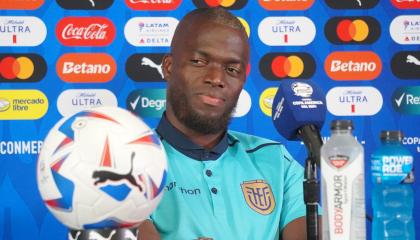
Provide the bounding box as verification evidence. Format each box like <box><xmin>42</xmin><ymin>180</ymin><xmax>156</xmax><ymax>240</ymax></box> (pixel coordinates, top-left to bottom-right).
<box><xmin>326</xmin><ymin>87</ymin><xmax>382</xmax><ymax>116</ymax></box>
<box><xmin>260</xmin><ymin>52</ymin><xmax>315</xmax><ymax>80</ymax></box>
<box><xmin>56</xmin><ymin>53</ymin><xmax>116</xmax><ymax>83</ymax></box>
<box><xmin>56</xmin><ymin>0</ymin><xmax>114</xmax><ymax>9</ymax></box>
<box><xmin>57</xmin><ymin>89</ymin><xmax>117</xmax><ymax>117</ymax></box>
<box><xmin>0</xmin><ymin>0</ymin><xmax>44</xmax><ymax>9</ymax></box>
<box><xmin>325</xmin><ymin>51</ymin><xmax>382</xmax><ymax>81</ymax></box>
<box><xmin>325</xmin><ymin>16</ymin><xmax>380</xmax><ymax>44</ymax></box>
<box><xmin>391</xmin><ymin>51</ymin><xmax>420</xmax><ymax>79</ymax></box>
<box><xmin>325</xmin><ymin>0</ymin><xmax>378</xmax><ymax>9</ymax></box>
<box><xmin>391</xmin><ymin>0</ymin><xmax>420</xmax><ymax>9</ymax></box>
<box><xmin>127</xmin><ymin>89</ymin><xmax>166</xmax><ymax>118</ymax></box>
<box><xmin>125</xmin><ymin>0</ymin><xmax>181</xmax><ymax>10</ymax></box>
<box><xmin>0</xmin><ymin>16</ymin><xmax>47</xmax><ymax>46</ymax></box>
<box><xmin>0</xmin><ymin>54</ymin><xmax>46</xmax><ymax>83</ymax></box>
<box><xmin>124</xmin><ymin>17</ymin><xmax>178</xmax><ymax>47</ymax></box>
<box><xmin>126</xmin><ymin>53</ymin><xmax>165</xmax><ymax>82</ymax></box>
<box><xmin>0</xmin><ymin>90</ymin><xmax>48</xmax><ymax>120</ymax></box>
<box><xmin>193</xmin><ymin>0</ymin><xmax>247</xmax><ymax>9</ymax></box>
<box><xmin>56</xmin><ymin>17</ymin><xmax>116</xmax><ymax>46</ymax></box>
<box><xmin>259</xmin><ymin>0</ymin><xmax>314</xmax><ymax>10</ymax></box>
<box><xmin>392</xmin><ymin>86</ymin><xmax>420</xmax><ymax>114</ymax></box>
<box><xmin>258</xmin><ymin>17</ymin><xmax>316</xmax><ymax>46</ymax></box>
<box><xmin>390</xmin><ymin>15</ymin><xmax>420</xmax><ymax>45</ymax></box>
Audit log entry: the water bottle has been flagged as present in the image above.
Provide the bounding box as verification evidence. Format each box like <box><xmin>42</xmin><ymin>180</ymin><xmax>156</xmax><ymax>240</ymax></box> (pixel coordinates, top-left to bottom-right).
<box><xmin>371</xmin><ymin>130</ymin><xmax>415</xmax><ymax>240</ymax></box>
<box><xmin>321</xmin><ymin>120</ymin><xmax>366</xmax><ymax>240</ymax></box>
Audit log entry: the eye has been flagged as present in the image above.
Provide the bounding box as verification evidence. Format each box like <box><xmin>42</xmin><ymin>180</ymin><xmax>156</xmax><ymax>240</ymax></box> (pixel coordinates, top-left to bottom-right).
<box><xmin>190</xmin><ymin>58</ymin><xmax>206</xmax><ymax>66</ymax></box>
<box><xmin>225</xmin><ymin>65</ymin><xmax>241</xmax><ymax>75</ymax></box>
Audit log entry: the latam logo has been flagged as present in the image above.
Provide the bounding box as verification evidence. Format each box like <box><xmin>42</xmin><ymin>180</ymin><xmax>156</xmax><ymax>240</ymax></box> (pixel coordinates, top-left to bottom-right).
<box><xmin>125</xmin><ymin>0</ymin><xmax>181</xmax><ymax>10</ymax></box>
<box><xmin>124</xmin><ymin>17</ymin><xmax>178</xmax><ymax>47</ymax></box>
<box><xmin>391</xmin><ymin>51</ymin><xmax>420</xmax><ymax>79</ymax></box>
<box><xmin>0</xmin><ymin>54</ymin><xmax>46</xmax><ymax>83</ymax></box>
<box><xmin>258</xmin><ymin>17</ymin><xmax>316</xmax><ymax>46</ymax></box>
<box><xmin>324</xmin><ymin>51</ymin><xmax>382</xmax><ymax>81</ymax></box>
<box><xmin>56</xmin><ymin>0</ymin><xmax>114</xmax><ymax>9</ymax></box>
<box><xmin>233</xmin><ymin>90</ymin><xmax>252</xmax><ymax>117</ymax></box>
<box><xmin>56</xmin><ymin>53</ymin><xmax>116</xmax><ymax>83</ymax></box>
<box><xmin>0</xmin><ymin>0</ymin><xmax>44</xmax><ymax>9</ymax></box>
<box><xmin>56</xmin><ymin>17</ymin><xmax>116</xmax><ymax>46</ymax></box>
<box><xmin>259</xmin><ymin>87</ymin><xmax>277</xmax><ymax>117</ymax></box>
<box><xmin>126</xmin><ymin>53</ymin><xmax>165</xmax><ymax>82</ymax></box>
<box><xmin>57</xmin><ymin>89</ymin><xmax>118</xmax><ymax>117</ymax></box>
<box><xmin>260</xmin><ymin>52</ymin><xmax>315</xmax><ymax>80</ymax></box>
<box><xmin>193</xmin><ymin>0</ymin><xmax>248</xmax><ymax>9</ymax></box>
<box><xmin>326</xmin><ymin>87</ymin><xmax>382</xmax><ymax>116</ymax></box>
<box><xmin>390</xmin><ymin>15</ymin><xmax>420</xmax><ymax>44</ymax></box>
<box><xmin>392</xmin><ymin>86</ymin><xmax>420</xmax><ymax>114</ymax></box>
<box><xmin>0</xmin><ymin>90</ymin><xmax>48</xmax><ymax>120</ymax></box>
<box><xmin>391</xmin><ymin>0</ymin><xmax>420</xmax><ymax>9</ymax></box>
<box><xmin>259</xmin><ymin>0</ymin><xmax>314</xmax><ymax>10</ymax></box>
<box><xmin>127</xmin><ymin>89</ymin><xmax>166</xmax><ymax>118</ymax></box>
<box><xmin>325</xmin><ymin>0</ymin><xmax>378</xmax><ymax>9</ymax></box>
<box><xmin>325</xmin><ymin>16</ymin><xmax>381</xmax><ymax>44</ymax></box>
<box><xmin>0</xmin><ymin>16</ymin><xmax>47</xmax><ymax>46</ymax></box>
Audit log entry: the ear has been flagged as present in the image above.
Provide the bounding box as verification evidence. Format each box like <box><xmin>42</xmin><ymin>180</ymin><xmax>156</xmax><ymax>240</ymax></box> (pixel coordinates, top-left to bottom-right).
<box><xmin>162</xmin><ymin>54</ymin><xmax>173</xmax><ymax>82</ymax></box>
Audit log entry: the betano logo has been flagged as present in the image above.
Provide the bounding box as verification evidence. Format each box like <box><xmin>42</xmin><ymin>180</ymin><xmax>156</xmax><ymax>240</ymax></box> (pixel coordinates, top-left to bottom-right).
<box><xmin>0</xmin><ymin>16</ymin><xmax>47</xmax><ymax>46</ymax></box>
<box><xmin>192</xmin><ymin>0</ymin><xmax>247</xmax><ymax>9</ymax></box>
<box><xmin>325</xmin><ymin>0</ymin><xmax>378</xmax><ymax>9</ymax></box>
<box><xmin>324</xmin><ymin>51</ymin><xmax>382</xmax><ymax>81</ymax></box>
<box><xmin>259</xmin><ymin>87</ymin><xmax>278</xmax><ymax>117</ymax></box>
<box><xmin>0</xmin><ymin>90</ymin><xmax>48</xmax><ymax>120</ymax></box>
<box><xmin>392</xmin><ymin>86</ymin><xmax>420</xmax><ymax>114</ymax></box>
<box><xmin>260</xmin><ymin>52</ymin><xmax>315</xmax><ymax>80</ymax></box>
<box><xmin>259</xmin><ymin>0</ymin><xmax>314</xmax><ymax>11</ymax></box>
<box><xmin>56</xmin><ymin>53</ymin><xmax>116</xmax><ymax>83</ymax></box>
<box><xmin>0</xmin><ymin>54</ymin><xmax>46</xmax><ymax>82</ymax></box>
<box><xmin>391</xmin><ymin>0</ymin><xmax>420</xmax><ymax>9</ymax></box>
<box><xmin>391</xmin><ymin>51</ymin><xmax>420</xmax><ymax>79</ymax></box>
<box><xmin>390</xmin><ymin>15</ymin><xmax>420</xmax><ymax>45</ymax></box>
<box><xmin>56</xmin><ymin>0</ymin><xmax>114</xmax><ymax>10</ymax></box>
<box><xmin>124</xmin><ymin>17</ymin><xmax>178</xmax><ymax>47</ymax></box>
<box><xmin>326</xmin><ymin>87</ymin><xmax>382</xmax><ymax>116</ymax></box>
<box><xmin>125</xmin><ymin>0</ymin><xmax>181</xmax><ymax>10</ymax></box>
<box><xmin>325</xmin><ymin>16</ymin><xmax>380</xmax><ymax>44</ymax></box>
<box><xmin>0</xmin><ymin>0</ymin><xmax>44</xmax><ymax>9</ymax></box>
<box><xmin>127</xmin><ymin>89</ymin><xmax>167</xmax><ymax>118</ymax></box>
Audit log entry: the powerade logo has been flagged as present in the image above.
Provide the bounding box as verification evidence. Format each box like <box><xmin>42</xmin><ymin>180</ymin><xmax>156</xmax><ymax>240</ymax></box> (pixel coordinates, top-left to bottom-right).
<box><xmin>392</xmin><ymin>86</ymin><xmax>420</xmax><ymax>114</ymax></box>
<box><xmin>325</xmin><ymin>16</ymin><xmax>381</xmax><ymax>44</ymax></box>
<box><xmin>126</xmin><ymin>53</ymin><xmax>165</xmax><ymax>82</ymax></box>
<box><xmin>391</xmin><ymin>51</ymin><xmax>420</xmax><ymax>79</ymax></box>
<box><xmin>127</xmin><ymin>89</ymin><xmax>166</xmax><ymax>118</ymax></box>
<box><xmin>259</xmin><ymin>52</ymin><xmax>315</xmax><ymax>80</ymax></box>
<box><xmin>0</xmin><ymin>54</ymin><xmax>47</xmax><ymax>83</ymax></box>
<box><xmin>0</xmin><ymin>90</ymin><xmax>48</xmax><ymax>120</ymax></box>
<box><xmin>193</xmin><ymin>0</ymin><xmax>247</xmax><ymax>9</ymax></box>
<box><xmin>56</xmin><ymin>0</ymin><xmax>114</xmax><ymax>9</ymax></box>
<box><xmin>325</xmin><ymin>0</ymin><xmax>378</xmax><ymax>9</ymax></box>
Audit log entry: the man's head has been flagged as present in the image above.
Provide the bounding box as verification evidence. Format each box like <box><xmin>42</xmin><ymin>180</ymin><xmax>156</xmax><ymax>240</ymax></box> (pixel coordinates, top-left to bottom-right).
<box><xmin>162</xmin><ymin>7</ymin><xmax>250</xmax><ymax>135</ymax></box>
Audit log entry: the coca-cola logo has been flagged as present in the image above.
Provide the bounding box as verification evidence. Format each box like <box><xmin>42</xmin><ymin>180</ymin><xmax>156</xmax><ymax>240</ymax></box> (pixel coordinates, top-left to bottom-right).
<box><xmin>56</xmin><ymin>17</ymin><xmax>115</xmax><ymax>46</ymax></box>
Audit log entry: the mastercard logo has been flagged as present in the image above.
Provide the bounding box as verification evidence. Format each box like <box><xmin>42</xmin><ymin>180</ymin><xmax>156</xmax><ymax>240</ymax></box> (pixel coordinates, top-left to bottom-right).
<box><xmin>325</xmin><ymin>16</ymin><xmax>381</xmax><ymax>44</ymax></box>
<box><xmin>259</xmin><ymin>0</ymin><xmax>314</xmax><ymax>10</ymax></box>
<box><xmin>0</xmin><ymin>54</ymin><xmax>46</xmax><ymax>82</ymax></box>
<box><xmin>193</xmin><ymin>0</ymin><xmax>248</xmax><ymax>9</ymax></box>
<box><xmin>260</xmin><ymin>53</ymin><xmax>315</xmax><ymax>80</ymax></box>
<box><xmin>0</xmin><ymin>0</ymin><xmax>44</xmax><ymax>10</ymax></box>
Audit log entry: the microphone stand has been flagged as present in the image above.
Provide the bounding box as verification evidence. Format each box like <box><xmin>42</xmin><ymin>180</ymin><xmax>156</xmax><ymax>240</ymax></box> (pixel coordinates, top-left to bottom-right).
<box><xmin>298</xmin><ymin>125</ymin><xmax>322</xmax><ymax>240</ymax></box>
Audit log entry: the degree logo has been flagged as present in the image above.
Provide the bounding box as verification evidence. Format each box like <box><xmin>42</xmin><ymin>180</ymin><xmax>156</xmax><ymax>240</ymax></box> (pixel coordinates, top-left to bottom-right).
<box><xmin>325</xmin><ymin>0</ymin><xmax>378</xmax><ymax>9</ymax></box>
<box><xmin>326</xmin><ymin>87</ymin><xmax>382</xmax><ymax>116</ymax></box>
<box><xmin>127</xmin><ymin>89</ymin><xmax>166</xmax><ymax>118</ymax></box>
<box><xmin>126</xmin><ymin>53</ymin><xmax>165</xmax><ymax>82</ymax></box>
<box><xmin>0</xmin><ymin>0</ymin><xmax>44</xmax><ymax>10</ymax></box>
<box><xmin>125</xmin><ymin>0</ymin><xmax>181</xmax><ymax>10</ymax></box>
<box><xmin>259</xmin><ymin>87</ymin><xmax>278</xmax><ymax>117</ymax></box>
<box><xmin>56</xmin><ymin>0</ymin><xmax>114</xmax><ymax>10</ymax></box>
<box><xmin>259</xmin><ymin>0</ymin><xmax>314</xmax><ymax>11</ymax></box>
<box><xmin>391</xmin><ymin>51</ymin><xmax>420</xmax><ymax>79</ymax></box>
<box><xmin>260</xmin><ymin>53</ymin><xmax>315</xmax><ymax>80</ymax></box>
<box><xmin>0</xmin><ymin>16</ymin><xmax>47</xmax><ymax>46</ymax></box>
<box><xmin>391</xmin><ymin>0</ymin><xmax>420</xmax><ymax>9</ymax></box>
<box><xmin>0</xmin><ymin>54</ymin><xmax>46</xmax><ymax>83</ymax></box>
<box><xmin>390</xmin><ymin>15</ymin><xmax>420</xmax><ymax>45</ymax></box>
<box><xmin>392</xmin><ymin>86</ymin><xmax>420</xmax><ymax>114</ymax></box>
<box><xmin>0</xmin><ymin>90</ymin><xmax>48</xmax><ymax>120</ymax></box>
<box><xmin>193</xmin><ymin>0</ymin><xmax>248</xmax><ymax>9</ymax></box>
<box><xmin>324</xmin><ymin>51</ymin><xmax>382</xmax><ymax>81</ymax></box>
<box><xmin>325</xmin><ymin>16</ymin><xmax>380</xmax><ymax>44</ymax></box>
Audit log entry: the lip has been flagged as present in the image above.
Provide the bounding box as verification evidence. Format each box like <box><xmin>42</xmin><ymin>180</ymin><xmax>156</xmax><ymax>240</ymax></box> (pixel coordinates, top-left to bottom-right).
<box><xmin>198</xmin><ymin>93</ymin><xmax>225</xmax><ymax>107</ymax></box>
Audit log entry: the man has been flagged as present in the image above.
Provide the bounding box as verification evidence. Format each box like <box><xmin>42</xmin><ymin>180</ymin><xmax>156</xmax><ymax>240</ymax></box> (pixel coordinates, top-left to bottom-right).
<box><xmin>139</xmin><ymin>7</ymin><xmax>307</xmax><ymax>240</ymax></box>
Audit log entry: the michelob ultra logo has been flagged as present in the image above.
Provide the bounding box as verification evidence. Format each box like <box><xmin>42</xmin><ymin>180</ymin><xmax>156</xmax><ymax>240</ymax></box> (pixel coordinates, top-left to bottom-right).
<box><xmin>391</xmin><ymin>0</ymin><xmax>420</xmax><ymax>9</ymax></box>
<box><xmin>392</xmin><ymin>86</ymin><xmax>420</xmax><ymax>114</ymax></box>
<box><xmin>0</xmin><ymin>16</ymin><xmax>47</xmax><ymax>46</ymax></box>
<box><xmin>326</xmin><ymin>87</ymin><xmax>382</xmax><ymax>116</ymax></box>
<box><xmin>56</xmin><ymin>53</ymin><xmax>116</xmax><ymax>83</ymax></box>
<box><xmin>0</xmin><ymin>54</ymin><xmax>47</xmax><ymax>83</ymax></box>
<box><xmin>325</xmin><ymin>16</ymin><xmax>381</xmax><ymax>44</ymax></box>
<box><xmin>0</xmin><ymin>0</ymin><xmax>44</xmax><ymax>9</ymax></box>
<box><xmin>391</xmin><ymin>51</ymin><xmax>420</xmax><ymax>79</ymax></box>
<box><xmin>325</xmin><ymin>0</ymin><xmax>378</xmax><ymax>9</ymax></box>
<box><xmin>259</xmin><ymin>0</ymin><xmax>314</xmax><ymax>10</ymax></box>
<box><xmin>124</xmin><ymin>17</ymin><xmax>178</xmax><ymax>47</ymax></box>
<box><xmin>324</xmin><ymin>51</ymin><xmax>382</xmax><ymax>81</ymax></box>
<box><xmin>193</xmin><ymin>0</ymin><xmax>247</xmax><ymax>9</ymax></box>
<box><xmin>56</xmin><ymin>0</ymin><xmax>114</xmax><ymax>9</ymax></box>
<box><xmin>260</xmin><ymin>52</ymin><xmax>315</xmax><ymax>80</ymax></box>
<box><xmin>127</xmin><ymin>89</ymin><xmax>166</xmax><ymax>118</ymax></box>
<box><xmin>125</xmin><ymin>0</ymin><xmax>181</xmax><ymax>10</ymax></box>
<box><xmin>0</xmin><ymin>90</ymin><xmax>48</xmax><ymax>120</ymax></box>
<box><xmin>390</xmin><ymin>15</ymin><xmax>420</xmax><ymax>45</ymax></box>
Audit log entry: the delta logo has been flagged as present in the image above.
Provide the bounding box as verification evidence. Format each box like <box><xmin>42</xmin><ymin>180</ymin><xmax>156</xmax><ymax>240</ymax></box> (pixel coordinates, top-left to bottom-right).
<box><xmin>324</xmin><ymin>51</ymin><xmax>382</xmax><ymax>81</ymax></box>
<box><xmin>0</xmin><ymin>54</ymin><xmax>46</xmax><ymax>83</ymax></box>
<box><xmin>56</xmin><ymin>53</ymin><xmax>116</xmax><ymax>83</ymax></box>
<box><xmin>259</xmin><ymin>87</ymin><xmax>278</xmax><ymax>117</ymax></box>
<box><xmin>126</xmin><ymin>53</ymin><xmax>165</xmax><ymax>82</ymax></box>
<box><xmin>0</xmin><ymin>16</ymin><xmax>47</xmax><ymax>46</ymax></box>
<box><xmin>127</xmin><ymin>89</ymin><xmax>166</xmax><ymax>118</ymax></box>
<box><xmin>193</xmin><ymin>0</ymin><xmax>248</xmax><ymax>9</ymax></box>
<box><xmin>0</xmin><ymin>0</ymin><xmax>44</xmax><ymax>10</ymax></box>
<box><xmin>0</xmin><ymin>90</ymin><xmax>48</xmax><ymax>120</ymax></box>
<box><xmin>325</xmin><ymin>16</ymin><xmax>381</xmax><ymax>44</ymax></box>
<box><xmin>260</xmin><ymin>52</ymin><xmax>315</xmax><ymax>80</ymax></box>
<box><xmin>56</xmin><ymin>17</ymin><xmax>116</xmax><ymax>46</ymax></box>
<box><xmin>391</xmin><ymin>51</ymin><xmax>420</xmax><ymax>79</ymax></box>
<box><xmin>258</xmin><ymin>17</ymin><xmax>316</xmax><ymax>46</ymax></box>
<box><xmin>390</xmin><ymin>15</ymin><xmax>420</xmax><ymax>45</ymax></box>
<box><xmin>125</xmin><ymin>0</ymin><xmax>181</xmax><ymax>10</ymax></box>
<box><xmin>391</xmin><ymin>0</ymin><xmax>420</xmax><ymax>9</ymax></box>
<box><xmin>325</xmin><ymin>0</ymin><xmax>378</xmax><ymax>9</ymax></box>
<box><xmin>56</xmin><ymin>0</ymin><xmax>114</xmax><ymax>10</ymax></box>
<box><xmin>259</xmin><ymin>0</ymin><xmax>314</xmax><ymax>11</ymax></box>
<box><xmin>326</xmin><ymin>87</ymin><xmax>383</xmax><ymax>116</ymax></box>
<box><xmin>392</xmin><ymin>86</ymin><xmax>420</xmax><ymax>114</ymax></box>
<box><xmin>124</xmin><ymin>17</ymin><xmax>178</xmax><ymax>47</ymax></box>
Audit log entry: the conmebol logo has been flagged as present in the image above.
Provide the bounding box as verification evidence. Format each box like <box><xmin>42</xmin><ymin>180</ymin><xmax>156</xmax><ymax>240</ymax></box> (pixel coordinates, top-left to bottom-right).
<box><xmin>0</xmin><ymin>16</ymin><xmax>47</xmax><ymax>46</ymax></box>
<box><xmin>125</xmin><ymin>0</ymin><xmax>181</xmax><ymax>10</ymax></box>
<box><xmin>392</xmin><ymin>86</ymin><xmax>420</xmax><ymax>114</ymax></box>
<box><xmin>390</xmin><ymin>15</ymin><xmax>420</xmax><ymax>45</ymax></box>
<box><xmin>326</xmin><ymin>87</ymin><xmax>382</xmax><ymax>116</ymax></box>
<box><xmin>0</xmin><ymin>0</ymin><xmax>44</xmax><ymax>10</ymax></box>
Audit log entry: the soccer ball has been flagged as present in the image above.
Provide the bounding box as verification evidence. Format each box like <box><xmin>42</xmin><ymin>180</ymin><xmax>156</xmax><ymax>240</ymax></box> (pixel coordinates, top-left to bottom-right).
<box><xmin>37</xmin><ymin>107</ymin><xmax>167</xmax><ymax>230</ymax></box>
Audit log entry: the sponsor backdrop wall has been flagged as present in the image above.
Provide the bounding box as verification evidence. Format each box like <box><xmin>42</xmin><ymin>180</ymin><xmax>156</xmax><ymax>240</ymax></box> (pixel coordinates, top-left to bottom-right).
<box><xmin>0</xmin><ymin>0</ymin><xmax>419</xmax><ymax>239</ymax></box>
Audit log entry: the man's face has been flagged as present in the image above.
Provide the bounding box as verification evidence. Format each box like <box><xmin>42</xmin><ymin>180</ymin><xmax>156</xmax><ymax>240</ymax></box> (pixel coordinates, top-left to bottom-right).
<box><xmin>163</xmin><ymin>20</ymin><xmax>249</xmax><ymax>134</ymax></box>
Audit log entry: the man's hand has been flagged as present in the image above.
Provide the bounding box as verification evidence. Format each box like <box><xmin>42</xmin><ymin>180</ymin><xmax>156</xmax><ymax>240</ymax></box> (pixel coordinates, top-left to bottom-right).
<box><xmin>282</xmin><ymin>216</ymin><xmax>322</xmax><ymax>240</ymax></box>
<box><xmin>137</xmin><ymin>220</ymin><xmax>160</xmax><ymax>240</ymax></box>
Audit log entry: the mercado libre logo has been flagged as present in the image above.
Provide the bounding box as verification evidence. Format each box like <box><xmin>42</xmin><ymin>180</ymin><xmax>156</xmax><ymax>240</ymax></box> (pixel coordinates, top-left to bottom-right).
<box><xmin>391</xmin><ymin>51</ymin><xmax>420</xmax><ymax>79</ymax></box>
<box><xmin>259</xmin><ymin>0</ymin><xmax>314</xmax><ymax>10</ymax></box>
<box><xmin>193</xmin><ymin>0</ymin><xmax>248</xmax><ymax>9</ymax></box>
<box><xmin>325</xmin><ymin>0</ymin><xmax>378</xmax><ymax>9</ymax></box>
<box><xmin>325</xmin><ymin>16</ymin><xmax>381</xmax><ymax>44</ymax></box>
<box><xmin>0</xmin><ymin>0</ymin><xmax>44</xmax><ymax>10</ymax></box>
<box><xmin>259</xmin><ymin>87</ymin><xmax>278</xmax><ymax>117</ymax></box>
<box><xmin>125</xmin><ymin>0</ymin><xmax>181</xmax><ymax>10</ymax></box>
<box><xmin>0</xmin><ymin>54</ymin><xmax>47</xmax><ymax>83</ymax></box>
<box><xmin>392</xmin><ymin>86</ymin><xmax>420</xmax><ymax>115</ymax></box>
<box><xmin>259</xmin><ymin>52</ymin><xmax>315</xmax><ymax>80</ymax></box>
<box><xmin>56</xmin><ymin>0</ymin><xmax>114</xmax><ymax>10</ymax></box>
<box><xmin>0</xmin><ymin>90</ymin><xmax>48</xmax><ymax>120</ymax></box>
<box><xmin>0</xmin><ymin>16</ymin><xmax>47</xmax><ymax>46</ymax></box>
<box><xmin>126</xmin><ymin>53</ymin><xmax>166</xmax><ymax>82</ymax></box>
<box><xmin>124</xmin><ymin>17</ymin><xmax>178</xmax><ymax>47</ymax></box>
<box><xmin>126</xmin><ymin>89</ymin><xmax>166</xmax><ymax>118</ymax></box>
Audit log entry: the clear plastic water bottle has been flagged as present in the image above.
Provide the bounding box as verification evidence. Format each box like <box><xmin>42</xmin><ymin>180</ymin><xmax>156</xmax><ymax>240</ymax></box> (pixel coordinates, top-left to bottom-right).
<box><xmin>371</xmin><ymin>130</ymin><xmax>415</xmax><ymax>240</ymax></box>
<box><xmin>321</xmin><ymin>120</ymin><xmax>366</xmax><ymax>240</ymax></box>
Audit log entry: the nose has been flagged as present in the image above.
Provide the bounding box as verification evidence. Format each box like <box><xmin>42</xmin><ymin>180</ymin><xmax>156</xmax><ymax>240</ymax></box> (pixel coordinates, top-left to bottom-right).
<box><xmin>204</xmin><ymin>65</ymin><xmax>225</xmax><ymax>88</ymax></box>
